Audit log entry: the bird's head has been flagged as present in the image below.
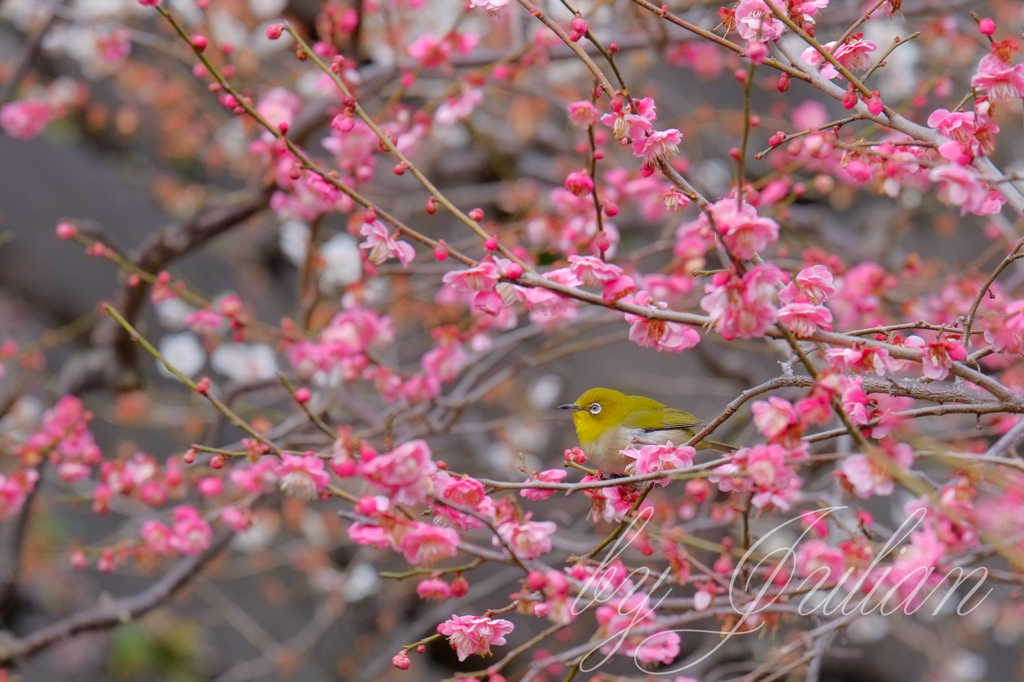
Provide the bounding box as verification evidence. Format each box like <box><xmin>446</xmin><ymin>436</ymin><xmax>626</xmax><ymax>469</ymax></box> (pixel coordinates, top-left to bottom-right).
<box><xmin>559</xmin><ymin>387</ymin><xmax>634</xmax><ymax>443</ymax></box>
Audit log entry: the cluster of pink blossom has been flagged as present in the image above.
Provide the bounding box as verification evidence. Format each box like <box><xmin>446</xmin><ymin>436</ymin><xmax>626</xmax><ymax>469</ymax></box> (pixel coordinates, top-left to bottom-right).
<box><xmin>140</xmin><ymin>505</ymin><xmax>213</xmax><ymax>556</ymax></box>
<box><xmin>701</xmin><ymin>263</ymin><xmax>784</xmax><ymax>340</ymax></box>
<box><xmin>18</xmin><ymin>396</ymin><xmax>101</xmax><ymax>482</ymax></box>
<box><xmin>93</xmin><ymin>451</ymin><xmax>186</xmax><ymax>511</ymax></box>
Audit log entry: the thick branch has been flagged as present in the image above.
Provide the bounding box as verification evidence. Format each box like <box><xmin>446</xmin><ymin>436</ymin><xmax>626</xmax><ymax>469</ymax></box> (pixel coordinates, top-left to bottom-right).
<box><xmin>0</xmin><ymin>530</ymin><xmax>233</xmax><ymax>666</ymax></box>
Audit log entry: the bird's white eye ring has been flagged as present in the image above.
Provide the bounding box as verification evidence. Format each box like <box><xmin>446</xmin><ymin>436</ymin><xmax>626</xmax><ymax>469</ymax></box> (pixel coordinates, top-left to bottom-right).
<box><xmin>589</xmin><ymin>403</ymin><xmax>602</xmax><ymax>414</ymax></box>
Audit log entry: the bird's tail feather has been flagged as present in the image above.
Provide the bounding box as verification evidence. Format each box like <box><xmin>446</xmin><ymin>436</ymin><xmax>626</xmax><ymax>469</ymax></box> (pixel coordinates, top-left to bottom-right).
<box><xmin>697</xmin><ymin>439</ymin><xmax>739</xmax><ymax>452</ymax></box>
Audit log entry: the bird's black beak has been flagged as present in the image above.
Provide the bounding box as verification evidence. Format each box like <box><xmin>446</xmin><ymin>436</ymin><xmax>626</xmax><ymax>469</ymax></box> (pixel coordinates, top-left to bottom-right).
<box><xmin>558</xmin><ymin>403</ymin><xmax>582</xmax><ymax>412</ymax></box>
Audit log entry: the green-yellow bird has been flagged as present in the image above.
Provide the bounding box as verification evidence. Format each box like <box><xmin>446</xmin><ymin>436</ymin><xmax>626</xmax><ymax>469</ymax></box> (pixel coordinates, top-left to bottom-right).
<box><xmin>559</xmin><ymin>387</ymin><xmax>734</xmax><ymax>475</ymax></box>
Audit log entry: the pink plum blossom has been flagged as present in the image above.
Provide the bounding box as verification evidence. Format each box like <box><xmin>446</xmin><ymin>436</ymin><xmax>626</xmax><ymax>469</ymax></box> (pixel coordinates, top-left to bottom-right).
<box><xmin>360</xmin><ymin>439</ymin><xmax>437</xmax><ymax>504</ymax></box>
<box><xmin>256</xmin><ymin>88</ymin><xmax>302</xmax><ymax>131</ymax></box>
<box><xmin>971</xmin><ymin>53</ymin><xmax>1024</xmax><ymax>104</ymax></box>
<box><xmin>929</xmin><ymin>165</ymin><xmax>1001</xmax><ymax>216</ymax></box>
<box><xmin>778</xmin><ymin>302</ymin><xmax>833</xmax><ymax>337</ymax></box>
<box><xmin>168</xmin><ymin>506</ymin><xmax>212</xmax><ymax>555</ymax></box>
<box><xmin>824</xmin><ymin>346</ymin><xmax>890</xmax><ymax>375</ymax></box>
<box><xmin>841</xmin><ymin>442</ymin><xmax>914</xmax><ymax>498</ymax></box>
<box><xmin>520</xmin><ymin>469</ymin><xmax>568</xmax><ymax>500</ymax></box>
<box><xmin>141</xmin><ymin>520</ymin><xmax>174</xmax><ymax>555</ymax></box>
<box><xmin>621</xmin><ymin>443</ymin><xmax>695</xmax><ymax>483</ymax></box>
<box><xmin>568</xmin><ymin>255</ymin><xmax>624</xmax><ymax>286</ymax></box>
<box><xmin>275</xmin><ymin>453</ymin><xmax>331</xmax><ymax>500</ymax></box>
<box><xmin>632</xmin><ymin>128</ymin><xmax>683</xmax><ymax>165</ymax></box>
<box><xmin>567</xmin><ymin>100</ymin><xmax>599</xmax><ymax>126</ymax></box>
<box><xmin>918</xmin><ymin>337</ymin><xmax>967</xmax><ymax>381</ymax></box>
<box><xmin>435</xmin><ymin>88</ymin><xmax>484</xmax><ymax>125</ymax></box>
<box><xmin>624</xmin><ymin>291</ymin><xmax>701</xmax><ymax>352</ymax></box>
<box><xmin>735</xmin><ymin>0</ymin><xmax>786</xmax><ymax>42</ymax></box>
<box><xmin>0</xmin><ymin>99</ymin><xmax>52</xmax><ymax>140</ymax></box>
<box><xmin>705</xmin><ymin>199</ymin><xmax>780</xmax><ymax>260</ymax></box>
<box><xmin>496</xmin><ymin>517</ymin><xmax>557</xmax><ymax>558</ymax></box>
<box><xmin>801</xmin><ymin>39</ymin><xmax>877</xmax><ymax>79</ymax></box>
<box><xmin>701</xmin><ymin>264</ymin><xmax>784</xmax><ymax>340</ymax></box>
<box><xmin>438</xmin><ymin>614</ymin><xmax>514</xmax><ymax>661</ymax></box>
<box><xmin>398</xmin><ymin>523</ymin><xmax>460</xmax><ymax>565</ymax></box>
<box><xmin>432</xmin><ymin>471</ymin><xmax>495</xmax><ymax>529</ymax></box>
<box><xmin>417</xmin><ymin>578</ymin><xmax>453</xmax><ymax>600</ymax></box>
<box><xmin>359</xmin><ymin>220</ymin><xmax>416</xmax><ymax>266</ymax></box>
<box><xmin>752</xmin><ymin>396</ymin><xmax>799</xmax><ymax>442</ymax></box>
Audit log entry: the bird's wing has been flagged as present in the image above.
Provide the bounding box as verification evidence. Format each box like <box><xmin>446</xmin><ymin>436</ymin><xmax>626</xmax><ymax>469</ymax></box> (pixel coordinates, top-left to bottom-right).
<box><xmin>626</xmin><ymin>407</ymin><xmax>703</xmax><ymax>433</ymax></box>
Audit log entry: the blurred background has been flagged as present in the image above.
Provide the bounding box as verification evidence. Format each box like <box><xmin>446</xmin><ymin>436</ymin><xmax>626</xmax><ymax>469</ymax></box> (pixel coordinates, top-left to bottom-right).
<box><xmin>2</xmin><ymin>0</ymin><xmax>1024</xmax><ymax>680</ymax></box>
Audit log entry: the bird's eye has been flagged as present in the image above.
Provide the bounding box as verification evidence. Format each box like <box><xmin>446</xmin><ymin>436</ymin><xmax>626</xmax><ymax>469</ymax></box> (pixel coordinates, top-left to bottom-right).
<box><xmin>589</xmin><ymin>403</ymin><xmax>602</xmax><ymax>415</ymax></box>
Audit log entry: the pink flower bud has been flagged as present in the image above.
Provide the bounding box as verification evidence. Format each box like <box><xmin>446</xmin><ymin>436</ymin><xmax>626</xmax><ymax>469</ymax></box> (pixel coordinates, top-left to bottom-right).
<box><xmin>841</xmin><ymin>87</ymin><xmax>857</xmax><ymax>110</ymax></box>
<box><xmin>866</xmin><ymin>91</ymin><xmax>883</xmax><ymax>115</ymax></box>
<box><xmin>56</xmin><ymin>222</ymin><xmax>78</xmax><ymax>240</ymax></box>
<box><xmin>294</xmin><ymin>388</ymin><xmax>311</xmax><ymax>403</ymax></box>
<box><xmin>197</xmin><ymin>477</ymin><xmax>223</xmax><ymax>497</ymax></box>
<box><xmin>425</xmin><ymin>196</ymin><xmax>438</xmax><ymax>215</ymax></box>
<box><xmin>734</xmin><ymin>68</ymin><xmax>748</xmax><ymax>83</ymax></box>
<box><xmin>564</xmin><ymin>447</ymin><xmax>587</xmax><ymax>464</ymax></box>
<box><xmin>979</xmin><ymin>18</ymin><xmax>995</xmax><ymax>36</ymax></box>
<box><xmin>191</xmin><ymin>35</ymin><xmax>207</xmax><ymax>52</ymax></box>
<box><xmin>265</xmin><ymin>24</ymin><xmax>284</xmax><ymax>39</ymax></box>
<box><xmin>685</xmin><ymin>478</ymin><xmax>710</xmax><ymax>502</ymax></box>
<box><xmin>331</xmin><ymin>114</ymin><xmax>354</xmax><ymax>133</ymax></box>
<box><xmin>70</xmin><ymin>549</ymin><xmax>87</xmax><ymax>568</ymax></box>
<box><xmin>355</xmin><ymin>496</ymin><xmax>378</xmax><ymax>515</ymax></box>
<box><xmin>777</xmin><ymin>73</ymin><xmax>791</xmax><ymax>92</ymax></box>
<box><xmin>744</xmin><ymin>41</ymin><xmax>768</xmax><ymax>64</ymax></box>
<box><xmin>769</xmin><ymin>131</ymin><xmax>785</xmax><ymax>147</ymax></box>
<box><xmin>505</xmin><ymin>263</ymin><xmax>523</xmax><ymax>280</ymax></box>
<box><xmin>98</xmin><ymin>549</ymin><xmax>116</xmax><ymax>573</ymax></box>
<box><xmin>195</xmin><ymin>377</ymin><xmax>211</xmax><ymax>395</ymax></box>
<box><xmin>484</xmin><ymin>237</ymin><xmax>498</xmax><ymax>251</ymax></box>
<box><xmin>219</xmin><ymin>294</ymin><xmax>242</xmax><ymax>317</ymax></box>
<box><xmin>450</xmin><ymin>576</ymin><xmax>469</xmax><ymax>597</ymax></box>
<box><xmin>468</xmin><ymin>207</ymin><xmax>484</xmax><ymax>221</ymax></box>
<box><xmin>392</xmin><ymin>651</ymin><xmax>411</xmax><ymax>670</ymax></box>
<box><xmin>603</xmin><ymin>202</ymin><xmax>619</xmax><ymax>217</ymax></box>
<box><xmin>564</xmin><ymin>170</ymin><xmax>594</xmax><ymax>197</ymax></box>
<box><xmin>433</xmin><ymin>239</ymin><xmax>448</xmax><ymax>261</ymax></box>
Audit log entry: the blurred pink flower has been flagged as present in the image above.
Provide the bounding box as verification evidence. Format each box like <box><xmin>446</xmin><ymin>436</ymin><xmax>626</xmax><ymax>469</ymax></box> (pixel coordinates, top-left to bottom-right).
<box><xmin>399</xmin><ymin>523</ymin><xmax>460</xmax><ymax>565</ymax></box>
<box><xmin>360</xmin><ymin>439</ymin><xmax>437</xmax><ymax>504</ymax></box>
<box><xmin>276</xmin><ymin>453</ymin><xmax>330</xmax><ymax>500</ymax></box>
<box><xmin>169</xmin><ymin>506</ymin><xmax>212</xmax><ymax>555</ymax></box>
<box><xmin>496</xmin><ymin>517</ymin><xmax>557</xmax><ymax>558</ymax></box>
<box><xmin>0</xmin><ymin>99</ymin><xmax>51</xmax><ymax>140</ymax></box>
<box><xmin>971</xmin><ymin>53</ymin><xmax>1024</xmax><ymax>104</ymax></box>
